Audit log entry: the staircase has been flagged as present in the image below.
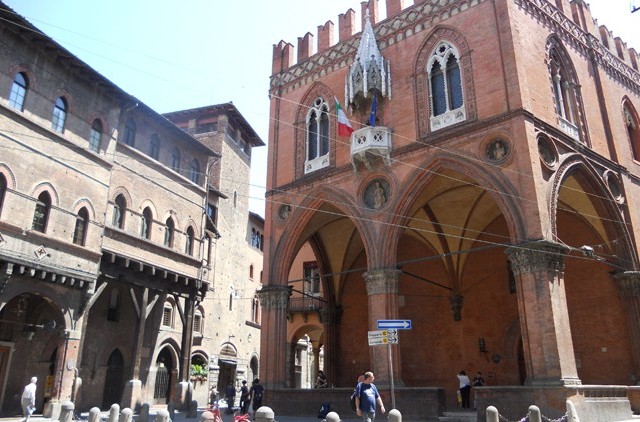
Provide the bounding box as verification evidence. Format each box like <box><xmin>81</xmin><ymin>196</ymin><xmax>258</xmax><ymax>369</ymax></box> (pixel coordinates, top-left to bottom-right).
<box><xmin>439</xmin><ymin>410</ymin><xmax>478</xmax><ymax>422</ymax></box>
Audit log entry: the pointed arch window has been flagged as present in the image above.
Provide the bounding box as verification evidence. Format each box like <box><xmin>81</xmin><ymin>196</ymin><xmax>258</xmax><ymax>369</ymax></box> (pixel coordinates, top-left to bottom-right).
<box><xmin>189</xmin><ymin>159</ymin><xmax>200</xmax><ymax>184</ymax></box>
<box><xmin>150</xmin><ymin>134</ymin><xmax>160</xmax><ymax>160</ymax></box>
<box><xmin>549</xmin><ymin>48</ymin><xmax>582</xmax><ymax>141</ymax></box>
<box><xmin>185</xmin><ymin>226</ymin><xmax>195</xmax><ymax>255</ymax></box>
<box><xmin>32</xmin><ymin>191</ymin><xmax>51</xmax><ymax>233</ymax></box>
<box><xmin>51</xmin><ymin>97</ymin><xmax>67</xmax><ymax>133</ymax></box>
<box><xmin>625</xmin><ymin>103</ymin><xmax>640</xmax><ymax>161</ymax></box>
<box><xmin>164</xmin><ymin>217</ymin><xmax>175</xmax><ymax>247</ymax></box>
<box><xmin>123</xmin><ymin>118</ymin><xmax>136</xmax><ymax>146</ymax></box>
<box><xmin>112</xmin><ymin>194</ymin><xmax>126</xmax><ymax>229</ymax></box>
<box><xmin>89</xmin><ymin>119</ymin><xmax>102</xmax><ymax>152</ymax></box>
<box><xmin>0</xmin><ymin>174</ymin><xmax>6</xmax><ymax>215</ymax></box>
<box><xmin>73</xmin><ymin>207</ymin><xmax>89</xmax><ymax>246</ymax></box>
<box><xmin>141</xmin><ymin>207</ymin><xmax>152</xmax><ymax>239</ymax></box>
<box><xmin>9</xmin><ymin>72</ymin><xmax>28</xmax><ymax>111</ymax></box>
<box><xmin>428</xmin><ymin>41</ymin><xmax>466</xmax><ymax>131</ymax></box>
<box><xmin>251</xmin><ymin>294</ymin><xmax>260</xmax><ymax>324</ymax></box>
<box><xmin>305</xmin><ymin>97</ymin><xmax>330</xmax><ymax>173</ymax></box>
<box><xmin>171</xmin><ymin>147</ymin><xmax>181</xmax><ymax>172</ymax></box>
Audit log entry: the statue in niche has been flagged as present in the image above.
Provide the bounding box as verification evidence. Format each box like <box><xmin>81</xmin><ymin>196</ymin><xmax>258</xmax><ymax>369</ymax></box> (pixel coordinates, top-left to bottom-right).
<box><xmin>486</xmin><ymin>139</ymin><xmax>508</xmax><ymax>162</ymax></box>
<box><xmin>278</xmin><ymin>204</ymin><xmax>291</xmax><ymax>221</ymax></box>
<box><xmin>365</xmin><ymin>179</ymin><xmax>390</xmax><ymax>210</ymax></box>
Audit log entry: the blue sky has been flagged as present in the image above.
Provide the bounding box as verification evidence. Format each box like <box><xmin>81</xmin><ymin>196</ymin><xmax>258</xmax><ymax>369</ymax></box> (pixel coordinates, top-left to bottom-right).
<box><xmin>2</xmin><ymin>0</ymin><xmax>638</xmax><ymax>217</ymax></box>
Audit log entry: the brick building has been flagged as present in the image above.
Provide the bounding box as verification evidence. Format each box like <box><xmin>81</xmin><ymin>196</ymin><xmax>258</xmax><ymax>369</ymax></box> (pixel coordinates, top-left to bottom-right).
<box><xmin>0</xmin><ymin>3</ymin><xmax>263</xmax><ymax>416</ymax></box>
<box><xmin>261</xmin><ymin>0</ymin><xmax>640</xmax><ymax>420</ymax></box>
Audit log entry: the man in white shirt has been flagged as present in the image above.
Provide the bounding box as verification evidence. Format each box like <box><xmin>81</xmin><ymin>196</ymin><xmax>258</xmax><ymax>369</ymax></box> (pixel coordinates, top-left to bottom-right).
<box><xmin>21</xmin><ymin>377</ymin><xmax>37</xmax><ymax>422</ymax></box>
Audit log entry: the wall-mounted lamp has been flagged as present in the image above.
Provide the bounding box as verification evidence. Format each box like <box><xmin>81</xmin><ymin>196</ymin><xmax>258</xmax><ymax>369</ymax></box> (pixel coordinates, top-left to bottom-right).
<box><xmin>478</xmin><ymin>337</ymin><xmax>487</xmax><ymax>353</ymax></box>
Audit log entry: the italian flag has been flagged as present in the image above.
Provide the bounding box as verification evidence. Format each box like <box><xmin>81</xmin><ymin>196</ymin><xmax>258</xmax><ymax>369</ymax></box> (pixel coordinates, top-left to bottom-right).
<box><xmin>335</xmin><ymin>97</ymin><xmax>354</xmax><ymax>136</ymax></box>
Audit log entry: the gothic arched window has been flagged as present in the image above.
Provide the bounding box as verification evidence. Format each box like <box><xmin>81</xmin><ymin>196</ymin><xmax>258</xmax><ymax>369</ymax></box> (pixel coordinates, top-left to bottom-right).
<box><xmin>32</xmin><ymin>191</ymin><xmax>51</xmax><ymax>233</ymax></box>
<box><xmin>427</xmin><ymin>41</ymin><xmax>465</xmax><ymax>131</ymax></box>
<box><xmin>624</xmin><ymin>102</ymin><xmax>640</xmax><ymax>161</ymax></box>
<box><xmin>141</xmin><ymin>207</ymin><xmax>152</xmax><ymax>239</ymax></box>
<box><xmin>9</xmin><ymin>72</ymin><xmax>28</xmax><ymax>111</ymax></box>
<box><xmin>113</xmin><ymin>194</ymin><xmax>126</xmax><ymax>229</ymax></box>
<box><xmin>150</xmin><ymin>134</ymin><xmax>160</xmax><ymax>160</ymax></box>
<box><xmin>51</xmin><ymin>97</ymin><xmax>67</xmax><ymax>133</ymax></box>
<box><xmin>164</xmin><ymin>217</ymin><xmax>175</xmax><ymax>247</ymax></box>
<box><xmin>123</xmin><ymin>118</ymin><xmax>136</xmax><ymax>146</ymax></box>
<box><xmin>548</xmin><ymin>40</ymin><xmax>585</xmax><ymax>143</ymax></box>
<box><xmin>89</xmin><ymin>119</ymin><xmax>102</xmax><ymax>152</ymax></box>
<box><xmin>305</xmin><ymin>97</ymin><xmax>330</xmax><ymax>173</ymax></box>
<box><xmin>73</xmin><ymin>207</ymin><xmax>89</xmax><ymax>246</ymax></box>
<box><xmin>185</xmin><ymin>226</ymin><xmax>195</xmax><ymax>255</ymax></box>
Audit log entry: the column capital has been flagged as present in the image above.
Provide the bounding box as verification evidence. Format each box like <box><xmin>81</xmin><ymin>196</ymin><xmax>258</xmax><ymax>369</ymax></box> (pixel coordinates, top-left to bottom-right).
<box><xmin>257</xmin><ymin>285</ymin><xmax>290</xmax><ymax>310</ymax></box>
<box><xmin>613</xmin><ymin>271</ymin><xmax>640</xmax><ymax>297</ymax></box>
<box><xmin>505</xmin><ymin>240</ymin><xmax>568</xmax><ymax>275</ymax></box>
<box><xmin>319</xmin><ymin>306</ymin><xmax>342</xmax><ymax>324</ymax></box>
<box><xmin>363</xmin><ymin>268</ymin><xmax>401</xmax><ymax>295</ymax></box>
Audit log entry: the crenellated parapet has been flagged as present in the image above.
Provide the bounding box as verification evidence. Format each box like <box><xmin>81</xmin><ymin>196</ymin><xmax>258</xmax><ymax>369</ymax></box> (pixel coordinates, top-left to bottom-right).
<box><xmin>270</xmin><ymin>0</ymin><xmax>488</xmax><ymax>94</ymax></box>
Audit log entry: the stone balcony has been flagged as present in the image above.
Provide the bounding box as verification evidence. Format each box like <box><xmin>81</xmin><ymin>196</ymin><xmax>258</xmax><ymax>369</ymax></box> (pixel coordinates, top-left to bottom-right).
<box><xmin>350</xmin><ymin>126</ymin><xmax>393</xmax><ymax>171</ymax></box>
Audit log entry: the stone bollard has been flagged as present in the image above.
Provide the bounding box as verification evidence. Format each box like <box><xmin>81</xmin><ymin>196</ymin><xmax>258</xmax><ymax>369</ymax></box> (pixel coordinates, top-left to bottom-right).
<box><xmin>486</xmin><ymin>405</ymin><xmax>499</xmax><ymax>422</ymax></box>
<box><xmin>88</xmin><ymin>407</ymin><xmax>102</xmax><ymax>422</ymax></box>
<box><xmin>120</xmin><ymin>407</ymin><xmax>133</xmax><ymax>422</ymax></box>
<box><xmin>109</xmin><ymin>404</ymin><xmax>120</xmax><ymax>422</ymax></box>
<box><xmin>59</xmin><ymin>401</ymin><xmax>74</xmax><ymax>422</ymax></box>
<box><xmin>187</xmin><ymin>400</ymin><xmax>198</xmax><ymax>418</ymax></box>
<box><xmin>140</xmin><ymin>403</ymin><xmax>150</xmax><ymax>422</ymax></box>
<box><xmin>200</xmin><ymin>411</ymin><xmax>214</xmax><ymax>422</ymax></box>
<box><xmin>566</xmin><ymin>400</ymin><xmax>581</xmax><ymax>422</ymax></box>
<box><xmin>529</xmin><ymin>405</ymin><xmax>542</xmax><ymax>422</ymax></box>
<box><xmin>388</xmin><ymin>408</ymin><xmax>402</xmax><ymax>422</ymax></box>
<box><xmin>254</xmin><ymin>406</ymin><xmax>275</xmax><ymax>422</ymax></box>
<box><xmin>155</xmin><ymin>409</ymin><xmax>170</xmax><ymax>422</ymax></box>
<box><xmin>325</xmin><ymin>411</ymin><xmax>341</xmax><ymax>422</ymax></box>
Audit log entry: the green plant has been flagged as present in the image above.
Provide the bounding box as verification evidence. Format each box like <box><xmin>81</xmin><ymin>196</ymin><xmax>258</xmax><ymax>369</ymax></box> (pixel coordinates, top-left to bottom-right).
<box><xmin>190</xmin><ymin>364</ymin><xmax>208</xmax><ymax>377</ymax></box>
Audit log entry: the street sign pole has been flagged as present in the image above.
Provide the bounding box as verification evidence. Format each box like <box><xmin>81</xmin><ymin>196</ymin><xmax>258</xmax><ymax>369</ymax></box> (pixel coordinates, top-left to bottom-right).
<box><xmin>388</xmin><ymin>342</ymin><xmax>396</xmax><ymax>410</ymax></box>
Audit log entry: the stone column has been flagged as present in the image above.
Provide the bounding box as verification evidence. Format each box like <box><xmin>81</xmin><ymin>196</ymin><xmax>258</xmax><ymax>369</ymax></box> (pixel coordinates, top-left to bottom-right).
<box><xmin>363</xmin><ymin>268</ymin><xmax>402</xmax><ymax>387</ymax></box>
<box><xmin>54</xmin><ymin>330</ymin><xmax>81</xmax><ymax>402</ymax></box>
<box><xmin>613</xmin><ymin>271</ymin><xmax>640</xmax><ymax>384</ymax></box>
<box><xmin>505</xmin><ymin>241</ymin><xmax>580</xmax><ymax>386</ymax></box>
<box><xmin>319</xmin><ymin>306</ymin><xmax>340</xmax><ymax>387</ymax></box>
<box><xmin>258</xmin><ymin>286</ymin><xmax>290</xmax><ymax>388</ymax></box>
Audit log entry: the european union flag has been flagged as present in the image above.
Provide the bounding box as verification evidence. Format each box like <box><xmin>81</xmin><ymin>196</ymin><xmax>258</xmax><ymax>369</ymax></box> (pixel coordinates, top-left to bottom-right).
<box><xmin>368</xmin><ymin>94</ymin><xmax>377</xmax><ymax>127</ymax></box>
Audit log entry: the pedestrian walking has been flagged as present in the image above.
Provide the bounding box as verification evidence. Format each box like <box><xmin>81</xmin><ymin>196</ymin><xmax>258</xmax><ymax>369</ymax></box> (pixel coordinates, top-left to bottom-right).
<box><xmin>21</xmin><ymin>377</ymin><xmax>37</xmax><ymax>422</ymax></box>
<box><xmin>354</xmin><ymin>371</ymin><xmax>385</xmax><ymax>422</ymax></box>
<box><xmin>457</xmin><ymin>370</ymin><xmax>472</xmax><ymax>409</ymax></box>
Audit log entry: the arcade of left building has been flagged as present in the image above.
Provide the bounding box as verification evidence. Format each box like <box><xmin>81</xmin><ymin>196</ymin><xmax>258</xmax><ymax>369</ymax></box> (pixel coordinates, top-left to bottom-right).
<box><xmin>0</xmin><ymin>4</ymin><xmax>263</xmax><ymax>416</ymax></box>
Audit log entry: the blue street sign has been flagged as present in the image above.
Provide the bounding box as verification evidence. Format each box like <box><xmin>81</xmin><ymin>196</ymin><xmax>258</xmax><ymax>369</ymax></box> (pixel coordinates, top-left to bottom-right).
<box><xmin>377</xmin><ymin>319</ymin><xmax>412</xmax><ymax>330</ymax></box>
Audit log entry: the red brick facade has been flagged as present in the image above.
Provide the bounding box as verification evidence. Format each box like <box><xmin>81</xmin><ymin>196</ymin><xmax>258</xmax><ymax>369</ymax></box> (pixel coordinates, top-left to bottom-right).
<box><xmin>262</xmin><ymin>0</ymin><xmax>640</xmax><ymax>419</ymax></box>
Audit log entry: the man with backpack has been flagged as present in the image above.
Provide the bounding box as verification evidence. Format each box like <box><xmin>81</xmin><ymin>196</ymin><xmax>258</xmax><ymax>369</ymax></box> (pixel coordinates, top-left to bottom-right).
<box><xmin>354</xmin><ymin>372</ymin><xmax>385</xmax><ymax>421</ymax></box>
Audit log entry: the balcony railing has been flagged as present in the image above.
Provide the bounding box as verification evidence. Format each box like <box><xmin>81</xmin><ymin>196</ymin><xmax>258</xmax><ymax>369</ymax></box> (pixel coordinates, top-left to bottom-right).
<box><xmin>289</xmin><ymin>295</ymin><xmax>325</xmax><ymax>312</ymax></box>
<box><xmin>350</xmin><ymin>126</ymin><xmax>392</xmax><ymax>170</ymax></box>
<box><xmin>558</xmin><ymin>115</ymin><xmax>580</xmax><ymax>141</ymax></box>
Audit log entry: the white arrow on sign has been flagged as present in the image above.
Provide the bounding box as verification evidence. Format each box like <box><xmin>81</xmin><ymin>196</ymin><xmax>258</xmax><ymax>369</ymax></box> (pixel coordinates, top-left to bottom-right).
<box><xmin>377</xmin><ymin>319</ymin><xmax>412</xmax><ymax>329</ymax></box>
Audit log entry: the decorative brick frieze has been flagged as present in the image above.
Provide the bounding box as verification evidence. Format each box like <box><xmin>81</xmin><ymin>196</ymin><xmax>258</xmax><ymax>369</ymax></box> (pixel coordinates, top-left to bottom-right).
<box><xmin>516</xmin><ymin>0</ymin><xmax>640</xmax><ymax>94</ymax></box>
<box><xmin>363</xmin><ymin>268</ymin><xmax>401</xmax><ymax>295</ymax></box>
<box><xmin>505</xmin><ymin>240</ymin><xmax>568</xmax><ymax>275</ymax></box>
<box><xmin>258</xmin><ymin>285</ymin><xmax>291</xmax><ymax>310</ymax></box>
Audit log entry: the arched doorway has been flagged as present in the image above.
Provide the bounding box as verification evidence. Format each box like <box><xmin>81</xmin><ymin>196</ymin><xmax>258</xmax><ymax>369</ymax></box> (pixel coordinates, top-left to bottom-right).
<box><xmin>102</xmin><ymin>349</ymin><xmax>124</xmax><ymax>408</ymax></box>
<box><xmin>154</xmin><ymin>347</ymin><xmax>173</xmax><ymax>404</ymax></box>
<box><xmin>216</xmin><ymin>343</ymin><xmax>237</xmax><ymax>393</ymax></box>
